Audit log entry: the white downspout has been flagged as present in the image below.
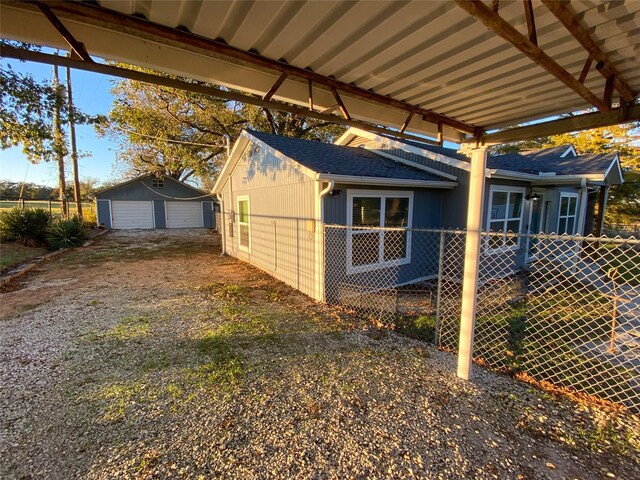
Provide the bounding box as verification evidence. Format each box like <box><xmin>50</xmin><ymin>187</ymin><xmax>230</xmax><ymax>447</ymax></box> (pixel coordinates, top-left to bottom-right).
<box><xmin>315</xmin><ymin>180</ymin><xmax>334</xmax><ymax>302</ymax></box>
<box><xmin>457</xmin><ymin>147</ymin><xmax>487</xmax><ymax>380</ymax></box>
<box><xmin>216</xmin><ymin>192</ymin><xmax>226</xmax><ymax>255</ymax></box>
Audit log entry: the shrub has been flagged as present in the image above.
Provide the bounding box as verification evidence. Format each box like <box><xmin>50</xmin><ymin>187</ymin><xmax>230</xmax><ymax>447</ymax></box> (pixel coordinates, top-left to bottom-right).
<box><xmin>82</xmin><ymin>209</ymin><xmax>98</xmax><ymax>228</ymax></box>
<box><xmin>46</xmin><ymin>216</ymin><xmax>87</xmax><ymax>250</ymax></box>
<box><xmin>0</xmin><ymin>207</ymin><xmax>51</xmax><ymax>246</ymax></box>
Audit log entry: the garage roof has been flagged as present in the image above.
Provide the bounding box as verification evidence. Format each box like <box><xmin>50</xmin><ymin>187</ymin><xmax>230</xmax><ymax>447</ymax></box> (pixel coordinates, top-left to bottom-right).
<box><xmin>1</xmin><ymin>1</ymin><xmax>638</xmax><ymax>145</ymax></box>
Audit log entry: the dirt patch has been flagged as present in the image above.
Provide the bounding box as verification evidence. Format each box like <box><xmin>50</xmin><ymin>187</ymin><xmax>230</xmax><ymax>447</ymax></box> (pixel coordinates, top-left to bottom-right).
<box><xmin>1</xmin><ymin>229</ymin><xmax>638</xmax><ymax>479</ymax></box>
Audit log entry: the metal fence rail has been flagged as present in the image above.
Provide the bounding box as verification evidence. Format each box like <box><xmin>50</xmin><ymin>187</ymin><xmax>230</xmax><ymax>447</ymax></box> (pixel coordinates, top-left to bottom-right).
<box><xmin>324</xmin><ymin>224</ymin><xmax>640</xmax><ymax>413</ymax></box>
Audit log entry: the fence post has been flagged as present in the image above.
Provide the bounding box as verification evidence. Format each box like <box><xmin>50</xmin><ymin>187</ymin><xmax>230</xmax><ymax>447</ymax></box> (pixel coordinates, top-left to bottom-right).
<box><xmin>48</xmin><ymin>199</ymin><xmax>53</xmax><ymax>217</ymax></box>
<box><xmin>435</xmin><ymin>230</ymin><xmax>445</xmax><ymax>347</ymax></box>
<box><xmin>457</xmin><ymin>147</ymin><xmax>487</xmax><ymax>380</ymax></box>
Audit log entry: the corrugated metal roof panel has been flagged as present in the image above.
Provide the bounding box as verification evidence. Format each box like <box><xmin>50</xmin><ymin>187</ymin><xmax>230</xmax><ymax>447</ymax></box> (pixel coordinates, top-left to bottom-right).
<box><xmin>1</xmin><ymin>0</ymin><xmax>638</xmax><ymax>138</ymax></box>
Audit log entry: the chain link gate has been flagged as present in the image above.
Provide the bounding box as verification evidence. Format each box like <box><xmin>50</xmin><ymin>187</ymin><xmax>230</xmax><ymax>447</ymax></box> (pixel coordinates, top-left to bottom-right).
<box><xmin>324</xmin><ymin>225</ymin><xmax>640</xmax><ymax>413</ymax></box>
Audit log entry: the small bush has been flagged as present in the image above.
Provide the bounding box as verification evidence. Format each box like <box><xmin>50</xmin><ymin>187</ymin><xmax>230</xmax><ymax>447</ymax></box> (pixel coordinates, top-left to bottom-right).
<box><xmin>0</xmin><ymin>207</ymin><xmax>51</xmax><ymax>246</ymax></box>
<box><xmin>82</xmin><ymin>209</ymin><xmax>98</xmax><ymax>228</ymax></box>
<box><xmin>46</xmin><ymin>216</ymin><xmax>87</xmax><ymax>250</ymax></box>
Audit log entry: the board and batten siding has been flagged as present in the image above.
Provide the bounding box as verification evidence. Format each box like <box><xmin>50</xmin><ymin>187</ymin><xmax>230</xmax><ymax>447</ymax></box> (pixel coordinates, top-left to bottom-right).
<box><xmin>220</xmin><ymin>143</ymin><xmax>318</xmax><ymax>299</ymax></box>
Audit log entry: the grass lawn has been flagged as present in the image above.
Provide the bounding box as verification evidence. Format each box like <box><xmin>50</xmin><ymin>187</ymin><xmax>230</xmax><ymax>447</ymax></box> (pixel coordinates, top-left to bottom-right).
<box><xmin>0</xmin><ymin>242</ymin><xmax>47</xmax><ymax>274</ymax></box>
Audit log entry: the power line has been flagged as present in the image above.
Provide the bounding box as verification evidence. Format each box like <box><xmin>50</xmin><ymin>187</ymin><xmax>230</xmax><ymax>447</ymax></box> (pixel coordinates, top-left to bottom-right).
<box><xmin>111</xmin><ymin>124</ymin><xmax>221</xmax><ymax>147</ymax></box>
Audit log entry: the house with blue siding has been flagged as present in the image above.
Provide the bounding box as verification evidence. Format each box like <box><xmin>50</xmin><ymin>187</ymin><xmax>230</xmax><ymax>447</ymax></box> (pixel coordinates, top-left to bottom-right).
<box><xmin>213</xmin><ymin>129</ymin><xmax>623</xmax><ymax>301</ymax></box>
<box><xmin>96</xmin><ymin>175</ymin><xmax>217</xmax><ymax>230</ymax></box>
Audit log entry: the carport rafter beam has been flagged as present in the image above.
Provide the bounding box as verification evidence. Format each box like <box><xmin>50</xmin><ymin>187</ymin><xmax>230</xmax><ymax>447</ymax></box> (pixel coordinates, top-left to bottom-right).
<box><xmin>453</xmin><ymin>0</ymin><xmax>608</xmax><ymax>111</ymax></box>
<box><xmin>1</xmin><ymin>45</ymin><xmax>443</xmax><ymax>146</ymax></box>
<box><xmin>541</xmin><ymin>0</ymin><xmax>636</xmax><ymax>103</ymax></box>
<box><xmin>16</xmin><ymin>0</ymin><xmax>476</xmax><ymax>136</ymax></box>
<box><xmin>36</xmin><ymin>2</ymin><xmax>93</xmax><ymax>62</ymax></box>
<box><xmin>464</xmin><ymin>103</ymin><xmax>640</xmax><ymax>146</ymax></box>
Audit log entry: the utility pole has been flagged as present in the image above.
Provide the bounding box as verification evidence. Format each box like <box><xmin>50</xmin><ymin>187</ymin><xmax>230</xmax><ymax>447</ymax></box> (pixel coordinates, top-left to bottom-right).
<box><xmin>52</xmin><ymin>63</ymin><xmax>68</xmax><ymax>218</ymax></box>
<box><xmin>66</xmin><ymin>64</ymin><xmax>82</xmax><ymax>219</ymax></box>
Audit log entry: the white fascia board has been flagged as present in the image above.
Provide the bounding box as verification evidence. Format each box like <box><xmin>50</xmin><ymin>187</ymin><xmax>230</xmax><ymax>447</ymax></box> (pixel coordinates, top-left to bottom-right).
<box><xmin>337</xmin><ymin>127</ymin><xmax>472</xmax><ymax>172</ymax></box>
<box><xmin>315</xmin><ymin>173</ymin><xmax>457</xmax><ymax>189</ymax></box>
<box><xmin>212</xmin><ymin>134</ymin><xmax>250</xmax><ymax>194</ymax></box>
<box><xmin>243</xmin><ymin>131</ymin><xmax>318</xmax><ymax>181</ymax></box>
<box><xmin>365</xmin><ymin>148</ymin><xmax>458</xmax><ymax>181</ymax></box>
<box><xmin>212</xmin><ymin>131</ymin><xmax>319</xmax><ymax>194</ymax></box>
<box><xmin>603</xmin><ymin>154</ymin><xmax>624</xmax><ymax>185</ymax></box>
<box><xmin>560</xmin><ymin>145</ymin><xmax>577</xmax><ymax>157</ymax></box>
<box><xmin>335</xmin><ymin>129</ymin><xmax>356</xmax><ymax>146</ymax></box>
<box><xmin>489</xmin><ymin>169</ymin><xmax>604</xmax><ymax>184</ymax></box>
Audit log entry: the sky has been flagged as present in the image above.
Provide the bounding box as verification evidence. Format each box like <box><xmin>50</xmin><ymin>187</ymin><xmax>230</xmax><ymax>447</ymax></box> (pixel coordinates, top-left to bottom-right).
<box><xmin>0</xmin><ymin>56</ymin><xmax>122</xmax><ymax>188</ymax></box>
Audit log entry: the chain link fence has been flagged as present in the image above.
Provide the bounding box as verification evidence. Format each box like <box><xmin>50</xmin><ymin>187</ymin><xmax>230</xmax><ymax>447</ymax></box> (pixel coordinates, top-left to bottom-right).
<box><xmin>324</xmin><ymin>224</ymin><xmax>640</xmax><ymax>413</ymax></box>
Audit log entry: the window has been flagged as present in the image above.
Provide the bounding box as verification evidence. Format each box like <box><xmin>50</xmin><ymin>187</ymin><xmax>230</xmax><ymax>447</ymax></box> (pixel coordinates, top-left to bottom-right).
<box><xmin>487</xmin><ymin>186</ymin><xmax>525</xmax><ymax>251</ymax></box>
<box><xmin>151</xmin><ymin>178</ymin><xmax>164</xmax><ymax>188</ymax></box>
<box><xmin>347</xmin><ymin>190</ymin><xmax>413</xmax><ymax>273</ymax></box>
<box><xmin>237</xmin><ymin>196</ymin><xmax>250</xmax><ymax>252</ymax></box>
<box><xmin>557</xmin><ymin>193</ymin><xmax>578</xmax><ymax>234</ymax></box>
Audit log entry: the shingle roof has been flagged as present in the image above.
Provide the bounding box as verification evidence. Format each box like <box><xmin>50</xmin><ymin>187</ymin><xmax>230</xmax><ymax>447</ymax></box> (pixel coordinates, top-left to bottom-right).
<box><xmin>247</xmin><ymin>130</ymin><xmax>446</xmax><ymax>182</ymax></box>
<box><xmin>487</xmin><ymin>150</ymin><xmax>617</xmax><ymax>176</ymax></box>
<box><xmin>388</xmin><ymin>137</ymin><xmax>615</xmax><ymax>177</ymax></box>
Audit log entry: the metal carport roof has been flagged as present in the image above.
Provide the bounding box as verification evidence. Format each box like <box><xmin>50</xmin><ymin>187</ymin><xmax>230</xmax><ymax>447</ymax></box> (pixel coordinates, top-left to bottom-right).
<box><xmin>1</xmin><ymin>0</ymin><xmax>639</xmax><ymax>146</ymax></box>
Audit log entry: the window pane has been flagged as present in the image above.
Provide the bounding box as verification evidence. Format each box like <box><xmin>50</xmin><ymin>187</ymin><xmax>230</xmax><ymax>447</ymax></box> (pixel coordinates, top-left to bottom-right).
<box><xmin>383</xmin><ymin>230</ymin><xmax>407</xmax><ymax>261</ymax></box>
<box><xmin>508</xmin><ymin>192</ymin><xmax>523</xmax><ymax>218</ymax></box>
<box><xmin>238</xmin><ymin>200</ymin><xmax>249</xmax><ymax>223</ymax></box>
<box><xmin>567</xmin><ymin>217</ymin><xmax>575</xmax><ymax>234</ymax></box>
<box><xmin>558</xmin><ymin>217</ymin><xmax>567</xmax><ymax>234</ymax></box>
<box><xmin>384</xmin><ymin>197</ymin><xmax>410</xmax><ymax>227</ymax></box>
<box><xmin>489</xmin><ymin>220</ymin><xmax>503</xmax><ymax>232</ymax></box>
<box><xmin>560</xmin><ymin>196</ymin><xmax>568</xmax><ymax>216</ymax></box>
<box><xmin>506</xmin><ymin>220</ymin><xmax>520</xmax><ymax>233</ymax></box>
<box><xmin>568</xmin><ymin>197</ymin><xmax>577</xmax><ymax>215</ymax></box>
<box><xmin>352</xmin><ymin>232</ymin><xmax>380</xmax><ymax>266</ymax></box>
<box><xmin>490</xmin><ymin>192</ymin><xmax>507</xmax><ymax>220</ymax></box>
<box><xmin>352</xmin><ymin>197</ymin><xmax>381</xmax><ymax>227</ymax></box>
<box><xmin>239</xmin><ymin>224</ymin><xmax>250</xmax><ymax>247</ymax></box>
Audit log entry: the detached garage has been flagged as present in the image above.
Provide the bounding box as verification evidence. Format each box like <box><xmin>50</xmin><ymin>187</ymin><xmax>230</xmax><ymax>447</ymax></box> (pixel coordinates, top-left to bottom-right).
<box><xmin>95</xmin><ymin>175</ymin><xmax>217</xmax><ymax>230</ymax></box>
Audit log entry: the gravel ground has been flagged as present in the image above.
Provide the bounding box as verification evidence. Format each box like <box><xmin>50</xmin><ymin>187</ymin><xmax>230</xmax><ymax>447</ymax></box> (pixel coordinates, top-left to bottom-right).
<box><xmin>1</xmin><ymin>229</ymin><xmax>638</xmax><ymax>480</ymax></box>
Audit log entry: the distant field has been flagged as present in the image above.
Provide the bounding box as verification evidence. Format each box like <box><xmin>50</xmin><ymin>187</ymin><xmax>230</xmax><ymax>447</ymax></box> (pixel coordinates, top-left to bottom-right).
<box><xmin>0</xmin><ymin>201</ymin><xmax>94</xmax><ymax>214</ymax></box>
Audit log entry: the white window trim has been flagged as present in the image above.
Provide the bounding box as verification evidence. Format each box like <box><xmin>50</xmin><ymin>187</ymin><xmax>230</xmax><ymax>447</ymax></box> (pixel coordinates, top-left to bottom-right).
<box><xmin>557</xmin><ymin>192</ymin><xmax>579</xmax><ymax>235</ymax></box>
<box><xmin>237</xmin><ymin>195</ymin><xmax>251</xmax><ymax>253</ymax></box>
<box><xmin>486</xmin><ymin>185</ymin><xmax>526</xmax><ymax>254</ymax></box>
<box><xmin>346</xmin><ymin>189</ymin><xmax>413</xmax><ymax>274</ymax></box>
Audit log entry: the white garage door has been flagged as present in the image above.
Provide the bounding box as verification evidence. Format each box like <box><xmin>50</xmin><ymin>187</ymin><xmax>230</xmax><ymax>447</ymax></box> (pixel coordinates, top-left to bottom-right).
<box><xmin>166</xmin><ymin>201</ymin><xmax>203</xmax><ymax>228</ymax></box>
<box><xmin>111</xmin><ymin>201</ymin><xmax>154</xmax><ymax>229</ymax></box>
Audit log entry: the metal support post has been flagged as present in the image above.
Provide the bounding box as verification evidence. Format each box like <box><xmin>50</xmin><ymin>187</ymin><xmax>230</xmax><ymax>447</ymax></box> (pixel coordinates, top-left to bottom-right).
<box><xmin>457</xmin><ymin>147</ymin><xmax>487</xmax><ymax>380</ymax></box>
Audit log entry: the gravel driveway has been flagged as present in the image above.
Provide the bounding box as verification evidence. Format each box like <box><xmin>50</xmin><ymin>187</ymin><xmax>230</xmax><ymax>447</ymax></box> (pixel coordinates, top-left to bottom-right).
<box><xmin>1</xmin><ymin>229</ymin><xmax>638</xmax><ymax>479</ymax></box>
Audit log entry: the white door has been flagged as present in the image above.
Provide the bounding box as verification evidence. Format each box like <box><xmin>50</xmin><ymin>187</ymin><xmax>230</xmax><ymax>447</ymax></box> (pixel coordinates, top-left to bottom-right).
<box><xmin>111</xmin><ymin>201</ymin><xmax>154</xmax><ymax>229</ymax></box>
<box><xmin>166</xmin><ymin>201</ymin><xmax>203</xmax><ymax>228</ymax></box>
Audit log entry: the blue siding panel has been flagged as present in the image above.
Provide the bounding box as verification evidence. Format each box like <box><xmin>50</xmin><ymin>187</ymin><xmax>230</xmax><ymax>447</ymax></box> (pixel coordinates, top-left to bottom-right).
<box><xmin>202</xmin><ymin>201</ymin><xmax>215</xmax><ymax>228</ymax></box>
<box><xmin>153</xmin><ymin>200</ymin><xmax>166</xmax><ymax>229</ymax></box>
<box><xmin>97</xmin><ymin>200</ymin><xmax>111</xmax><ymax>228</ymax></box>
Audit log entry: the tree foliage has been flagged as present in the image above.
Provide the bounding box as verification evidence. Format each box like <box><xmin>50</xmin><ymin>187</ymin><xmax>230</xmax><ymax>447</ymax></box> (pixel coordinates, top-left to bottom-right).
<box><xmin>99</xmin><ymin>69</ymin><xmax>346</xmax><ymax>183</ymax></box>
<box><xmin>490</xmin><ymin>122</ymin><xmax>640</xmax><ymax>224</ymax></box>
<box><xmin>0</xmin><ymin>43</ymin><xmax>95</xmax><ymax>164</ymax></box>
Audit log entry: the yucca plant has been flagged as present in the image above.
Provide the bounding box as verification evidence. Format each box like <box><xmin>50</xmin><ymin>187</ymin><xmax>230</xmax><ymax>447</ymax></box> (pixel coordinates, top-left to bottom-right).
<box><xmin>0</xmin><ymin>207</ymin><xmax>51</xmax><ymax>246</ymax></box>
<box><xmin>46</xmin><ymin>216</ymin><xmax>87</xmax><ymax>250</ymax></box>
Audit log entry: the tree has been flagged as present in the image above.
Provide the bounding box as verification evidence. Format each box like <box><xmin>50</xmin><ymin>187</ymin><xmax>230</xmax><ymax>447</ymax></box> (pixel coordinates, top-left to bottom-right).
<box><xmin>0</xmin><ymin>60</ymin><xmax>63</xmax><ymax>163</ymax></box>
<box><xmin>99</xmin><ymin>68</ymin><xmax>346</xmax><ymax>184</ymax></box>
<box><xmin>490</xmin><ymin>122</ymin><xmax>640</xmax><ymax>225</ymax></box>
